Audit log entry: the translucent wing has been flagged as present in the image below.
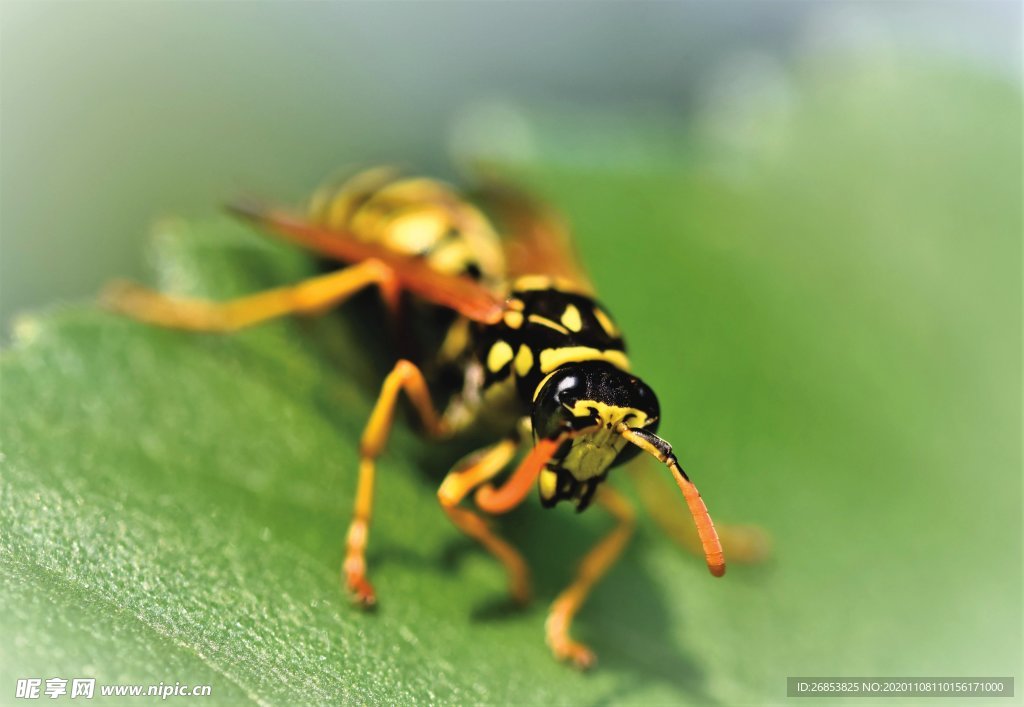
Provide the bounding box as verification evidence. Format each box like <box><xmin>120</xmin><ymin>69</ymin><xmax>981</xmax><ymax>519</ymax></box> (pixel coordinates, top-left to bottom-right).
<box><xmin>472</xmin><ymin>178</ymin><xmax>595</xmax><ymax>294</ymax></box>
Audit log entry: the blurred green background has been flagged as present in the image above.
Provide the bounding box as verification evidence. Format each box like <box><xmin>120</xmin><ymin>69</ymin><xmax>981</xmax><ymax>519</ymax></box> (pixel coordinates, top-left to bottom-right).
<box><xmin>1</xmin><ymin>2</ymin><xmax>1021</xmax><ymax>705</ymax></box>
<box><xmin>3</xmin><ymin>1</ymin><xmax>1019</xmax><ymax>330</ymax></box>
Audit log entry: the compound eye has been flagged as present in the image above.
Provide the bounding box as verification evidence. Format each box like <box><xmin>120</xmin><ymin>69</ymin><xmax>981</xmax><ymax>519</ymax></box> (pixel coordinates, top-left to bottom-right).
<box><xmin>532</xmin><ymin>367</ymin><xmax>585</xmax><ymax>439</ymax></box>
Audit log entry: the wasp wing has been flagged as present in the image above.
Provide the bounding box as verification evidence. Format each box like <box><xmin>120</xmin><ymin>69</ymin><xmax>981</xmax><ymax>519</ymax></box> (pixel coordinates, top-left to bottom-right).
<box><xmin>227</xmin><ymin>200</ymin><xmax>506</xmax><ymax>325</ymax></box>
<box><xmin>472</xmin><ymin>178</ymin><xmax>595</xmax><ymax>294</ymax></box>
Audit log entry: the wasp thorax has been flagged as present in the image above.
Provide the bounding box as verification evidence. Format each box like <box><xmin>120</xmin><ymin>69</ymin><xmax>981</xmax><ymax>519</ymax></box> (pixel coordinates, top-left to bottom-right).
<box><xmin>532</xmin><ymin>362</ymin><xmax>660</xmax><ymax>510</ymax></box>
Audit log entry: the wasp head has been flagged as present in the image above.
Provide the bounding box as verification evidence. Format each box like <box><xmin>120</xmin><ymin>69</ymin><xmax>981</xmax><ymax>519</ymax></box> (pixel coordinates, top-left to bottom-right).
<box><xmin>531</xmin><ymin>362</ymin><xmax>660</xmax><ymax>509</ymax></box>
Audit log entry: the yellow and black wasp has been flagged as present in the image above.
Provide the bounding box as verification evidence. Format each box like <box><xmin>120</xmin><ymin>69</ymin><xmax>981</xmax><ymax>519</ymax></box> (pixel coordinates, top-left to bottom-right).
<box><xmin>106</xmin><ymin>167</ymin><xmax>753</xmax><ymax>669</ymax></box>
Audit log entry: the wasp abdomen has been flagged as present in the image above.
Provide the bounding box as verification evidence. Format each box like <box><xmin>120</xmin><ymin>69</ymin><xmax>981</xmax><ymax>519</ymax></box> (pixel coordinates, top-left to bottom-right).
<box><xmin>308</xmin><ymin>168</ymin><xmax>506</xmax><ymax>287</ymax></box>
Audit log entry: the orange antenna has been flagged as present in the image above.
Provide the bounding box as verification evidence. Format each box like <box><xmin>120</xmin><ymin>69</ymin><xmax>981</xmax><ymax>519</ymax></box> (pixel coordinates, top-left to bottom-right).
<box><xmin>616</xmin><ymin>424</ymin><xmax>726</xmax><ymax>577</ymax></box>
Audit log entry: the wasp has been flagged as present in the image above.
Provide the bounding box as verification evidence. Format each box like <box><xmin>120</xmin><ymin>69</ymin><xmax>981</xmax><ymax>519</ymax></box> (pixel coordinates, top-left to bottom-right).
<box><xmin>106</xmin><ymin>167</ymin><xmax>757</xmax><ymax>669</ymax></box>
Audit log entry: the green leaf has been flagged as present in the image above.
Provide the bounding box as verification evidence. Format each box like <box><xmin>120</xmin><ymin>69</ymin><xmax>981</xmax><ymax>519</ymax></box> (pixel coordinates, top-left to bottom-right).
<box><xmin>2</xmin><ymin>59</ymin><xmax>1019</xmax><ymax>704</ymax></box>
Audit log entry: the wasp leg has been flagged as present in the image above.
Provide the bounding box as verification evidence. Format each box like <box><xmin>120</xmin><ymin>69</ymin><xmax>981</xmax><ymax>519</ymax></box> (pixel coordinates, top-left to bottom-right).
<box><xmin>546</xmin><ymin>485</ymin><xmax>635</xmax><ymax>670</ymax></box>
<box><xmin>346</xmin><ymin>359</ymin><xmax>450</xmax><ymax>607</ymax></box>
<box><xmin>102</xmin><ymin>260</ymin><xmax>401</xmax><ymax>331</ymax></box>
<box><xmin>473</xmin><ymin>436</ymin><xmax>562</xmax><ymax>515</ymax></box>
<box><xmin>627</xmin><ymin>465</ymin><xmax>771</xmax><ymax>564</ymax></box>
<box><xmin>437</xmin><ymin>438</ymin><xmax>533</xmax><ymax>605</ymax></box>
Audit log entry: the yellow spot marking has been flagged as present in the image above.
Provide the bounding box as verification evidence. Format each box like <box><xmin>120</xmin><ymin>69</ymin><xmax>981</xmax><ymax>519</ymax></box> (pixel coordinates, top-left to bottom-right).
<box><xmin>504</xmin><ymin>310</ymin><xmax>524</xmax><ymax>329</ymax></box>
<box><xmin>514</xmin><ymin>345</ymin><xmax>534</xmax><ymax>376</ymax></box>
<box><xmin>539</xmin><ymin>469</ymin><xmax>558</xmax><ymax>500</ymax></box>
<box><xmin>538</xmin><ymin>347</ymin><xmax>630</xmax><ymax>374</ymax></box>
<box><xmin>566</xmin><ymin>399</ymin><xmax>649</xmax><ymax>428</ymax></box>
<box><xmin>427</xmin><ymin>240</ymin><xmax>473</xmax><ymax>275</ymax></box>
<box><xmin>528</xmin><ymin>314</ymin><xmax>569</xmax><ymax>335</ymax></box>
<box><xmin>560</xmin><ymin>304</ymin><xmax>583</xmax><ymax>332</ymax></box>
<box><xmin>512</xmin><ymin>275</ymin><xmax>589</xmax><ymax>294</ymax></box>
<box><xmin>385</xmin><ymin>208</ymin><xmax>449</xmax><ymax>255</ymax></box>
<box><xmin>438</xmin><ymin>317</ymin><xmax>470</xmax><ymax>362</ymax></box>
<box><xmin>511</xmin><ymin>275</ymin><xmax>555</xmax><ymax>291</ymax></box>
<box><xmin>507</xmin><ymin>298</ymin><xmax>525</xmax><ymax>311</ymax></box>
<box><xmin>594</xmin><ymin>307</ymin><xmax>620</xmax><ymax>337</ymax></box>
<box><xmin>487</xmin><ymin>340</ymin><xmax>514</xmax><ymax>372</ymax></box>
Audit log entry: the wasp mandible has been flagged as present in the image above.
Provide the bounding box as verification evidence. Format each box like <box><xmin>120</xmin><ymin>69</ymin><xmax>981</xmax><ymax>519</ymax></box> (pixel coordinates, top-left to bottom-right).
<box><xmin>106</xmin><ymin>167</ymin><xmax>758</xmax><ymax>669</ymax></box>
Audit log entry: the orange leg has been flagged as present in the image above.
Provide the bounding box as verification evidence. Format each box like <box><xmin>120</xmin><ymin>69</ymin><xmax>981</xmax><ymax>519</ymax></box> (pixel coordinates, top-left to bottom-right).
<box><xmin>473</xmin><ymin>436</ymin><xmax>564</xmax><ymax>514</ymax></box>
<box><xmin>626</xmin><ymin>464</ymin><xmax>771</xmax><ymax>564</ymax></box>
<box><xmin>546</xmin><ymin>485</ymin><xmax>635</xmax><ymax>670</ymax></box>
<box><xmin>437</xmin><ymin>439</ymin><xmax>533</xmax><ymax>604</ymax></box>
<box><xmin>345</xmin><ymin>359</ymin><xmax>450</xmax><ymax>606</ymax></box>
<box><xmin>102</xmin><ymin>260</ymin><xmax>400</xmax><ymax>331</ymax></box>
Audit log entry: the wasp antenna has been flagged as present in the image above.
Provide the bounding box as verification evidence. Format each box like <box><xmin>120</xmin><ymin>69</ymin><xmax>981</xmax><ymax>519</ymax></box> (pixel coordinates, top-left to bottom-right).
<box><xmin>616</xmin><ymin>424</ymin><xmax>726</xmax><ymax>577</ymax></box>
